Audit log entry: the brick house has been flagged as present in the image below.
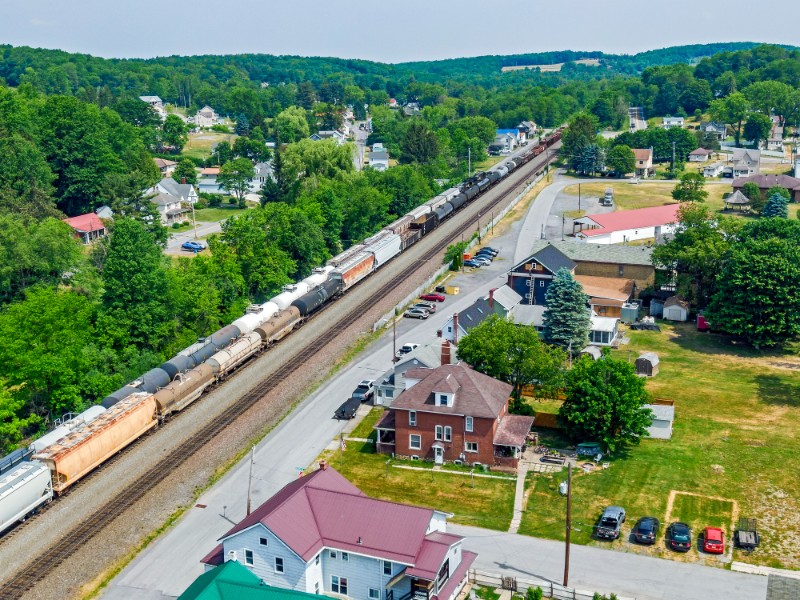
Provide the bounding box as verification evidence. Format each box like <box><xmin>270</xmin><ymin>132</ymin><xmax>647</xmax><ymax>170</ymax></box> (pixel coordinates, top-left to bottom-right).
<box><xmin>375</xmin><ymin>361</ymin><xmax>534</xmax><ymax>470</ymax></box>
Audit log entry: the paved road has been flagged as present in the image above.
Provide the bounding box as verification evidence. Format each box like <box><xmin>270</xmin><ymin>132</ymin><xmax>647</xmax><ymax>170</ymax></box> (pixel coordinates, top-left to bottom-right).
<box><xmin>166</xmin><ymin>221</ymin><xmax>221</xmax><ymax>252</ymax></box>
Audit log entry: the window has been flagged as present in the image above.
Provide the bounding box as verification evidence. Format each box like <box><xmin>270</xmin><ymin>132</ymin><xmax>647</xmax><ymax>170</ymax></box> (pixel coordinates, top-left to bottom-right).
<box><xmin>466</xmin><ymin>442</ymin><xmax>478</xmax><ymax>453</ymax></box>
<box><xmin>385</xmin><ymin>389</ymin><xmax>394</xmax><ymax>398</ymax></box>
<box><xmin>316</xmin><ymin>554</ymin><xmax>320</xmax><ymax>566</ymax></box>
<box><xmin>409</xmin><ymin>411</ymin><xmax>416</xmax><ymax>427</ymax></box>
<box><xmin>330</xmin><ymin>550</ymin><xmax>337</xmax><ymax>559</ymax></box>
<box><xmin>618</xmin><ymin>265</ymin><xmax>625</xmax><ymax>277</ymax></box>
<box><xmin>409</xmin><ymin>434</ymin><xmax>421</xmax><ymax>450</ymax></box>
<box><xmin>275</xmin><ymin>557</ymin><xmax>285</xmax><ymax>573</ymax></box>
<box><xmin>465</xmin><ymin>417</ymin><xmax>473</xmax><ymax>433</ymax></box>
<box><xmin>341</xmin><ymin>552</ymin><xmax>349</xmax><ymax>562</ymax></box>
<box><xmin>444</xmin><ymin>426</ymin><xmax>452</xmax><ymax>442</ymax></box>
<box><xmin>315</xmin><ymin>582</ymin><xmax>320</xmax><ymax>595</ymax></box>
<box><xmin>369</xmin><ymin>589</ymin><xmax>381</xmax><ymax>600</ymax></box>
<box><xmin>383</xmin><ymin>561</ymin><xmax>392</xmax><ymax>575</ymax></box>
<box><xmin>244</xmin><ymin>549</ymin><xmax>254</xmax><ymax>566</ymax></box>
<box><xmin>438</xmin><ymin>394</ymin><xmax>448</xmax><ymax>406</ymax></box>
<box><xmin>539</xmin><ymin>280</ymin><xmax>545</xmax><ymax>287</ymax></box>
<box><xmin>259</xmin><ymin>537</ymin><xmax>268</xmax><ymax>546</ymax></box>
<box><xmin>435</xmin><ymin>425</ymin><xmax>443</xmax><ymax>440</ymax></box>
<box><xmin>331</xmin><ymin>576</ymin><xmax>348</xmax><ymax>595</ymax></box>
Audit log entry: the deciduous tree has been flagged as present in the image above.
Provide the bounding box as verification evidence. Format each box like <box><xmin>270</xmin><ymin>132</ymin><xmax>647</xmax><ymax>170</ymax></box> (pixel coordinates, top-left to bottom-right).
<box><xmin>606</xmin><ymin>145</ymin><xmax>636</xmax><ymax>176</ymax></box>
<box><xmin>672</xmin><ymin>172</ymin><xmax>708</xmax><ymax>203</ymax></box>
<box><xmin>218</xmin><ymin>158</ymin><xmax>255</xmax><ymax>207</ymax></box>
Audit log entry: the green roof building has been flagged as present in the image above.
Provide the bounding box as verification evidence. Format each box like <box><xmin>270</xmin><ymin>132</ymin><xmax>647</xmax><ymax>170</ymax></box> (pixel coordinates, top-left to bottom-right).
<box><xmin>179</xmin><ymin>560</ymin><xmax>321</xmax><ymax>600</ymax></box>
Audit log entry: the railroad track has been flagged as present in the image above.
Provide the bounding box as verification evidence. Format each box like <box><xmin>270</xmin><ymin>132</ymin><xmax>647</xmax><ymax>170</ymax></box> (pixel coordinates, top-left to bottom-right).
<box><xmin>0</xmin><ymin>149</ymin><xmax>556</xmax><ymax>597</ymax></box>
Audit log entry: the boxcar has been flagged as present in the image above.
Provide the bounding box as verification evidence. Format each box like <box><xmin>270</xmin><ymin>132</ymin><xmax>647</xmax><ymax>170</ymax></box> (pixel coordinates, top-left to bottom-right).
<box><xmin>152</xmin><ymin>363</ymin><xmax>216</xmax><ymax>416</ymax></box>
<box><xmin>0</xmin><ymin>462</ymin><xmax>53</xmax><ymax>534</ymax></box>
<box><xmin>34</xmin><ymin>393</ymin><xmax>158</xmax><ymax>494</ymax></box>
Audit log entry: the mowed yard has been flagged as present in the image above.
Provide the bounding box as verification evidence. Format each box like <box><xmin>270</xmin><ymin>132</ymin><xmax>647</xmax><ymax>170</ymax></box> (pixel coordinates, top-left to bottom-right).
<box><xmin>519</xmin><ymin>323</ymin><xmax>800</xmax><ymax>569</ymax></box>
<box><xmin>563</xmin><ymin>181</ymin><xmax>730</xmax><ymax>213</ymax></box>
<box><xmin>324</xmin><ymin>409</ymin><xmax>516</xmax><ymax>532</ymax></box>
<box><xmin>182</xmin><ymin>131</ymin><xmax>237</xmax><ymax>161</ymax></box>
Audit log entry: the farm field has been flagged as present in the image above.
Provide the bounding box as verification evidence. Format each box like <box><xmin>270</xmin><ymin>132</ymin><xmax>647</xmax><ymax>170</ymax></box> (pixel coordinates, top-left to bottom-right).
<box><xmin>518</xmin><ymin>323</ymin><xmax>800</xmax><ymax>569</ymax></box>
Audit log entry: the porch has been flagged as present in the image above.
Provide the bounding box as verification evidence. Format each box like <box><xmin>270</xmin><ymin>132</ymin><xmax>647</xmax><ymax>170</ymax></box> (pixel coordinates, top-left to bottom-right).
<box><xmin>375</xmin><ymin>410</ymin><xmax>396</xmax><ymax>455</ymax></box>
<box><xmin>493</xmin><ymin>415</ymin><xmax>535</xmax><ymax>470</ymax></box>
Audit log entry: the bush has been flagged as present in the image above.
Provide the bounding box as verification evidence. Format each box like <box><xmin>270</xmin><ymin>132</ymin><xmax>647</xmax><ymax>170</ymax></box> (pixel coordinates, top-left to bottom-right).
<box><xmin>227</xmin><ymin>196</ymin><xmax>238</xmax><ymax>205</ymax></box>
<box><xmin>194</xmin><ymin>198</ymin><xmax>209</xmax><ymax>210</ymax></box>
<box><xmin>171</xmin><ymin>222</ymin><xmax>182</xmax><ymax>229</ymax></box>
<box><xmin>525</xmin><ymin>587</ymin><xmax>543</xmax><ymax>600</ymax></box>
<box><xmin>211</xmin><ymin>124</ymin><xmax>230</xmax><ymax>133</ymax></box>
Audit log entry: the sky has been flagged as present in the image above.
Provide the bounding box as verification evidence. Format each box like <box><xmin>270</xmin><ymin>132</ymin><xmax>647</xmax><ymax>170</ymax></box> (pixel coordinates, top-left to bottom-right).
<box><xmin>1</xmin><ymin>0</ymin><xmax>797</xmax><ymax>63</ymax></box>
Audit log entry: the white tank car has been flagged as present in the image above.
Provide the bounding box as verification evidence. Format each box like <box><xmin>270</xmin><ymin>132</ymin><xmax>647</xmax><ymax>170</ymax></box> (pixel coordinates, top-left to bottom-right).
<box><xmin>271</xmin><ymin>283</ymin><xmax>310</xmax><ymax>310</ymax></box>
<box><xmin>206</xmin><ymin>332</ymin><xmax>264</xmax><ymax>376</ymax></box>
<box><xmin>232</xmin><ymin>301</ymin><xmax>280</xmax><ymax>334</ymax></box>
<box><xmin>0</xmin><ymin>462</ymin><xmax>53</xmax><ymax>534</ymax></box>
<box><xmin>301</xmin><ymin>266</ymin><xmax>334</xmax><ymax>289</ymax></box>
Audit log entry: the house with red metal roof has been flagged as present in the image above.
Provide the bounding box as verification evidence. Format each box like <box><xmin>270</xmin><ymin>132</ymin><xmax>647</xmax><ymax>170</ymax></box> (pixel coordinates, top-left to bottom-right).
<box><xmin>201</xmin><ymin>464</ymin><xmax>476</xmax><ymax>600</ymax></box>
<box><xmin>62</xmin><ymin>212</ymin><xmax>107</xmax><ymax>244</ymax></box>
<box><xmin>573</xmin><ymin>204</ymin><xmax>680</xmax><ymax>245</ymax></box>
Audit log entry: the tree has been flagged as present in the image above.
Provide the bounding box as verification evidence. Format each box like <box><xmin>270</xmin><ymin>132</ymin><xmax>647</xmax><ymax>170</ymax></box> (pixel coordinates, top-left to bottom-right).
<box><xmin>161</xmin><ymin>114</ymin><xmax>188</xmax><ymax>152</ymax></box>
<box><xmin>273</xmin><ymin>106</ymin><xmax>310</xmax><ymax>143</ymax></box>
<box><xmin>766</xmin><ymin>186</ymin><xmax>791</xmax><ymax>202</ymax></box>
<box><xmin>558</xmin><ymin>357</ymin><xmax>652</xmax><ymax>453</ymax></box>
<box><xmin>762</xmin><ymin>192</ymin><xmax>788</xmax><ymax>218</ymax></box>
<box><xmin>260</xmin><ymin>145</ymin><xmax>299</xmax><ymax>205</ymax></box>
<box><xmin>234</xmin><ymin>113</ymin><xmax>250</xmax><ymax>136</ymax></box>
<box><xmin>741</xmin><ymin>182</ymin><xmax>764</xmax><ymax>212</ymax></box>
<box><xmin>233</xmin><ymin>136</ymin><xmax>270</xmax><ymax>162</ymax></box>
<box><xmin>709</xmin><ymin>92</ymin><xmax>749</xmax><ymax>146</ymax></box>
<box><xmin>561</xmin><ymin>113</ymin><xmax>599</xmax><ymax>172</ymax></box>
<box><xmin>542</xmin><ymin>268</ymin><xmax>590</xmax><ymax>351</ymax></box>
<box><xmin>217</xmin><ymin>158</ymin><xmax>255</xmax><ymax>207</ymax></box>
<box><xmin>671</xmin><ymin>172</ymin><xmax>708</xmax><ymax>203</ymax></box>
<box><xmin>743</xmin><ymin>113</ymin><xmax>773</xmax><ymax>149</ymax></box>
<box><xmin>401</xmin><ymin>121</ymin><xmax>440</xmax><ymax>164</ymax></box>
<box><xmin>456</xmin><ymin>315</ymin><xmax>565</xmax><ymax>402</ymax></box>
<box><xmin>606</xmin><ymin>145</ymin><xmax>636</xmax><ymax>176</ymax></box>
<box><xmin>576</xmin><ymin>143</ymin><xmax>605</xmax><ymax>176</ymax></box>
<box><xmin>173</xmin><ymin>158</ymin><xmax>198</xmax><ymax>185</ymax></box>
<box><xmin>706</xmin><ymin>234</ymin><xmax>800</xmax><ymax>348</ymax></box>
<box><xmin>99</xmin><ymin>218</ymin><xmax>173</xmax><ymax>350</ymax></box>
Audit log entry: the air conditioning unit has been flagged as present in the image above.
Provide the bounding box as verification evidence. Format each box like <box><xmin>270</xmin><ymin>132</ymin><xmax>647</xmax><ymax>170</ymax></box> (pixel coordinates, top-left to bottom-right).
<box><xmin>228</xmin><ymin>550</ymin><xmax>238</xmax><ymax>562</ymax></box>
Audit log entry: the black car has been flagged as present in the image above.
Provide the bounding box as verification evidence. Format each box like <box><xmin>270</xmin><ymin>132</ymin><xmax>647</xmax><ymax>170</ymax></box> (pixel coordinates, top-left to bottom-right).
<box><xmin>334</xmin><ymin>397</ymin><xmax>361</xmax><ymax>420</ymax></box>
<box><xmin>666</xmin><ymin>522</ymin><xmax>692</xmax><ymax>552</ymax></box>
<box><xmin>477</xmin><ymin>248</ymin><xmax>499</xmax><ymax>257</ymax></box>
<box><xmin>632</xmin><ymin>516</ymin><xmax>660</xmax><ymax>545</ymax></box>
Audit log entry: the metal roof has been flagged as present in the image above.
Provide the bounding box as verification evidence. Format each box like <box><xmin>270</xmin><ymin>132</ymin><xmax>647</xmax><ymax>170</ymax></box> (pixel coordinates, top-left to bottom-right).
<box><xmin>527</xmin><ymin>240</ymin><xmax>654</xmax><ymax>267</ymax></box>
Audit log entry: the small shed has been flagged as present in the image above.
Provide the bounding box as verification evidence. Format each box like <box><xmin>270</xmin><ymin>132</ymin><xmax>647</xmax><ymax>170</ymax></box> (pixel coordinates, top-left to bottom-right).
<box><xmin>635</xmin><ymin>352</ymin><xmax>659</xmax><ymax>377</ymax></box>
<box><xmin>663</xmin><ymin>296</ymin><xmax>689</xmax><ymax>322</ymax></box>
<box><xmin>580</xmin><ymin>346</ymin><xmax>603</xmax><ymax>361</ymax></box>
<box><xmin>649</xmin><ymin>298</ymin><xmax>664</xmax><ymax>318</ymax></box>
<box><xmin>644</xmin><ymin>403</ymin><xmax>674</xmax><ymax>439</ymax></box>
<box><xmin>724</xmin><ymin>190</ymin><xmax>752</xmax><ymax>212</ymax></box>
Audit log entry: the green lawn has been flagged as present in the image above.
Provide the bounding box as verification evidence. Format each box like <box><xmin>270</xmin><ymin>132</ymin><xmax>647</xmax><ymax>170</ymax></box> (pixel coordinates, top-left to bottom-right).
<box><xmin>348</xmin><ymin>407</ymin><xmax>383</xmax><ymax>440</ymax></box>
<box><xmin>194</xmin><ymin>207</ymin><xmax>248</xmax><ymax>222</ymax></box>
<box><xmin>327</xmin><ymin>441</ymin><xmax>516</xmax><ymax>531</ymax></box>
<box><xmin>518</xmin><ymin>323</ymin><xmax>800</xmax><ymax>569</ymax></box>
<box><xmin>563</xmin><ymin>182</ymin><xmax>731</xmax><ymax>213</ymax></box>
<box><xmin>182</xmin><ymin>132</ymin><xmax>237</xmax><ymax>161</ymax></box>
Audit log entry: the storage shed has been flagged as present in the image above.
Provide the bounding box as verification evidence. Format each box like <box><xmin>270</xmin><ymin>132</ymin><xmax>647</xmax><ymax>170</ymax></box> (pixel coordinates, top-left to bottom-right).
<box><xmin>644</xmin><ymin>403</ymin><xmax>674</xmax><ymax>440</ymax></box>
<box><xmin>580</xmin><ymin>346</ymin><xmax>603</xmax><ymax>361</ymax></box>
<box><xmin>650</xmin><ymin>298</ymin><xmax>664</xmax><ymax>318</ymax></box>
<box><xmin>635</xmin><ymin>352</ymin><xmax>659</xmax><ymax>377</ymax></box>
<box><xmin>663</xmin><ymin>296</ymin><xmax>689</xmax><ymax>322</ymax></box>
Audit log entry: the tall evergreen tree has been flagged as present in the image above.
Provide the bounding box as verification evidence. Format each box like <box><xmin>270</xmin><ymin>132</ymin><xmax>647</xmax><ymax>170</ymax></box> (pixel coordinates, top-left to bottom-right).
<box><xmin>235</xmin><ymin>113</ymin><xmax>250</xmax><ymax>136</ymax></box>
<box><xmin>762</xmin><ymin>192</ymin><xmax>788</xmax><ymax>218</ymax></box>
<box><xmin>542</xmin><ymin>268</ymin><xmax>590</xmax><ymax>351</ymax></box>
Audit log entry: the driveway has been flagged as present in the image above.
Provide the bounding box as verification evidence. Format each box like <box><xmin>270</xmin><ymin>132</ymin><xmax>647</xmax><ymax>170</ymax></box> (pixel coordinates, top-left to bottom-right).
<box><xmin>451</xmin><ymin>524</ymin><xmax>767</xmax><ymax>600</ymax></box>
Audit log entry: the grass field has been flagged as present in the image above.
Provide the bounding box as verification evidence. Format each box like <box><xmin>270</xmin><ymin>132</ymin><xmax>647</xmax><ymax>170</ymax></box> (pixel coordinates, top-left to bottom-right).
<box><xmin>518</xmin><ymin>323</ymin><xmax>800</xmax><ymax>568</ymax></box>
<box><xmin>563</xmin><ymin>181</ymin><xmax>731</xmax><ymax>213</ymax></box>
<box><xmin>194</xmin><ymin>206</ymin><xmax>248</xmax><ymax>222</ymax></box>
<box><xmin>182</xmin><ymin>132</ymin><xmax>237</xmax><ymax>161</ymax></box>
<box><xmin>326</xmin><ymin>439</ymin><xmax>516</xmax><ymax>531</ymax></box>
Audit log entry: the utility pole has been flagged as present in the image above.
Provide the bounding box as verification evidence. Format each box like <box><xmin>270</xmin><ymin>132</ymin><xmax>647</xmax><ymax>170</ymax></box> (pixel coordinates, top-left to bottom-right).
<box><xmin>246</xmin><ymin>445</ymin><xmax>255</xmax><ymax>516</ymax></box>
<box><xmin>468</xmin><ymin>147</ymin><xmax>472</xmax><ymax>177</ymax></box>
<box><xmin>192</xmin><ymin>199</ymin><xmax>199</xmax><ymax>240</ymax></box>
<box><xmin>563</xmin><ymin>463</ymin><xmax>572</xmax><ymax>587</ymax></box>
<box><xmin>578</xmin><ymin>183</ymin><xmax>581</xmax><ymax>212</ymax></box>
<box><xmin>392</xmin><ymin>307</ymin><xmax>398</xmax><ymax>364</ymax></box>
<box><xmin>672</xmin><ymin>141</ymin><xmax>677</xmax><ymax>173</ymax></box>
<box><xmin>561</xmin><ymin>213</ymin><xmax>565</xmax><ymax>241</ymax></box>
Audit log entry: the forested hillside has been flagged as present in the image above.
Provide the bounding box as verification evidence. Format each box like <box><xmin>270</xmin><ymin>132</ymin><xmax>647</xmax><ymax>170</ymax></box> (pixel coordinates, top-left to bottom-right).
<box><xmin>1</xmin><ymin>41</ymin><xmax>799</xmax><ymax>451</ymax></box>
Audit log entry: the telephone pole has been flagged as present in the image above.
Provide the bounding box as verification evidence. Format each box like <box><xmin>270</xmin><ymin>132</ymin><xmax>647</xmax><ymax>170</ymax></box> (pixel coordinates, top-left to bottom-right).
<box><xmin>246</xmin><ymin>445</ymin><xmax>255</xmax><ymax>516</ymax></box>
<box><xmin>563</xmin><ymin>463</ymin><xmax>572</xmax><ymax>587</ymax></box>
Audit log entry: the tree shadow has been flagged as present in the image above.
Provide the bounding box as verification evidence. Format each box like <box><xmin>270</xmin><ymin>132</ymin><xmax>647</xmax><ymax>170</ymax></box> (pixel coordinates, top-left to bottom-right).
<box><xmin>754</xmin><ymin>374</ymin><xmax>800</xmax><ymax>407</ymax></box>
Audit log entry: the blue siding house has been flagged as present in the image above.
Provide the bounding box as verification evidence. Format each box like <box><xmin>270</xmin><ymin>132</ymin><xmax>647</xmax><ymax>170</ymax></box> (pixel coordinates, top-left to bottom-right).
<box><xmin>507</xmin><ymin>245</ymin><xmax>576</xmax><ymax>305</ymax></box>
<box><xmin>202</xmin><ymin>464</ymin><xmax>476</xmax><ymax>600</ymax></box>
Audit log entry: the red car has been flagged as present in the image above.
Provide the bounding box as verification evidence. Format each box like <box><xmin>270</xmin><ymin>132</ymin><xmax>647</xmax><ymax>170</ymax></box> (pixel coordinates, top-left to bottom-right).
<box><xmin>703</xmin><ymin>527</ymin><xmax>725</xmax><ymax>554</ymax></box>
<box><xmin>419</xmin><ymin>293</ymin><xmax>446</xmax><ymax>302</ymax></box>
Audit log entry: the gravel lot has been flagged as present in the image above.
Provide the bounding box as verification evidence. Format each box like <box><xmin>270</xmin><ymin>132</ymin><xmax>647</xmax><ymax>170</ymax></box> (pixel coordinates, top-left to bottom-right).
<box><xmin>0</xmin><ymin>154</ymin><xmax>549</xmax><ymax>600</ymax></box>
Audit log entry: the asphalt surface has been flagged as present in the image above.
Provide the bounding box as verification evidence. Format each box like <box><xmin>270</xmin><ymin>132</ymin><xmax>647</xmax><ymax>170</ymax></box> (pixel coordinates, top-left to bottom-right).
<box><xmin>165</xmin><ymin>221</ymin><xmax>221</xmax><ymax>252</ymax></box>
<box><xmin>103</xmin><ymin>171</ymin><xmax>769</xmax><ymax>600</ymax></box>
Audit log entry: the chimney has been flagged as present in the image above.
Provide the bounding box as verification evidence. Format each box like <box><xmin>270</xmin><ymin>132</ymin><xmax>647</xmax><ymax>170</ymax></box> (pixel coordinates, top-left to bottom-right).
<box><xmin>441</xmin><ymin>340</ymin><xmax>451</xmax><ymax>366</ymax></box>
<box><xmin>489</xmin><ymin>288</ymin><xmax>495</xmax><ymax>310</ymax></box>
<box><xmin>453</xmin><ymin>313</ymin><xmax>459</xmax><ymax>346</ymax></box>
<box><xmin>319</xmin><ymin>460</ymin><xmax>327</xmax><ymax>471</ymax></box>
<box><xmin>181</xmin><ymin>177</ymin><xmax>187</xmax><ymax>184</ymax></box>
<box><xmin>357</xmin><ymin>536</ymin><xmax>363</xmax><ymax>545</ymax></box>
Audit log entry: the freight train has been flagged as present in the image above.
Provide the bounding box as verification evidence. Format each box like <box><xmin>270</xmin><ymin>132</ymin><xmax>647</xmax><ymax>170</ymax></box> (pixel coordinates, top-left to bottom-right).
<box><xmin>0</xmin><ymin>129</ymin><xmax>562</xmax><ymax>534</ymax></box>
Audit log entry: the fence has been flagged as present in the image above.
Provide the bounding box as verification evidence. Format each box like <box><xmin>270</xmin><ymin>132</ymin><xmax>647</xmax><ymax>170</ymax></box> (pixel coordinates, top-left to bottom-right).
<box><xmin>469</xmin><ymin>568</ymin><xmax>635</xmax><ymax>600</ymax></box>
<box><xmin>373</xmin><ymin>171</ymin><xmax>546</xmax><ymax>332</ymax></box>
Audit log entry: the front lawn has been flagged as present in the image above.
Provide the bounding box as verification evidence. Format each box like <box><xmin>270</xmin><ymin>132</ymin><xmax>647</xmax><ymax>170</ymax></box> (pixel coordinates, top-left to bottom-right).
<box><xmin>518</xmin><ymin>323</ymin><xmax>800</xmax><ymax>569</ymax></box>
<box><xmin>194</xmin><ymin>206</ymin><xmax>249</xmax><ymax>222</ymax></box>
<box><xmin>326</xmin><ymin>441</ymin><xmax>516</xmax><ymax>531</ymax></box>
<box><xmin>562</xmin><ymin>182</ymin><xmax>730</xmax><ymax>212</ymax></box>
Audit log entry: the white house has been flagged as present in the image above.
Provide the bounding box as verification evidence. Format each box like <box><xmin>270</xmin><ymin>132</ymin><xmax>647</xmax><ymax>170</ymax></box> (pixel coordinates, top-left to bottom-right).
<box><xmin>441</xmin><ymin>286</ymin><xmax>521</xmax><ymax>344</ymax></box>
<box><xmin>150</xmin><ymin>192</ymin><xmax>190</xmax><ymax>225</ymax></box>
<box><xmin>795</xmin><ymin>157</ymin><xmax>800</xmax><ymax>179</ymax></box>
<box><xmin>662</xmin><ymin>116</ymin><xmax>685</xmax><ymax>129</ymax></box>
<box><xmin>731</xmin><ymin>148</ymin><xmax>761</xmax><ymax>177</ymax></box>
<box><xmin>374</xmin><ymin>343</ymin><xmax>446</xmax><ymax>407</ymax></box>
<box><xmin>574</xmin><ymin>204</ymin><xmax>680</xmax><ymax>245</ymax></box>
<box><xmin>369</xmin><ymin>151</ymin><xmax>390</xmax><ymax>171</ymax></box>
<box><xmin>251</xmin><ymin>161</ymin><xmax>275</xmax><ymax>191</ymax></box>
<box><xmin>688</xmin><ymin>148</ymin><xmax>712</xmax><ymax>163</ymax></box>
<box><xmin>310</xmin><ymin>130</ymin><xmax>346</xmax><ymax>145</ymax></box>
<box><xmin>703</xmin><ymin>161</ymin><xmax>725</xmax><ymax>178</ymax></box>
<box><xmin>194</xmin><ymin>106</ymin><xmax>219</xmax><ymax>128</ymax></box>
<box><xmin>516</xmin><ymin>121</ymin><xmax>538</xmax><ymax>142</ymax></box>
<box><xmin>699</xmin><ymin>122</ymin><xmax>727</xmax><ymax>141</ymax></box>
<box><xmin>489</xmin><ymin>131</ymin><xmax>518</xmax><ymax>155</ymax></box>
<box><xmin>633</xmin><ymin>148</ymin><xmax>654</xmax><ymax>178</ymax></box>
<box><xmin>201</xmin><ymin>464</ymin><xmax>476</xmax><ymax>600</ymax></box>
<box><xmin>155</xmin><ymin>177</ymin><xmax>198</xmax><ymax>204</ymax></box>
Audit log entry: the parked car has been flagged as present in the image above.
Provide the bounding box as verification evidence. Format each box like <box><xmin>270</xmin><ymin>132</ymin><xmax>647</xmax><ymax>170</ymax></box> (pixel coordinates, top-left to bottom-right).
<box><xmin>334</xmin><ymin>397</ymin><xmax>361</xmax><ymax>420</ymax></box>
<box><xmin>396</xmin><ymin>343</ymin><xmax>420</xmax><ymax>358</ymax></box>
<box><xmin>595</xmin><ymin>506</ymin><xmax>626</xmax><ymax>540</ymax></box>
<box><xmin>666</xmin><ymin>522</ymin><xmax>692</xmax><ymax>552</ymax></box>
<box><xmin>352</xmin><ymin>380</ymin><xmax>375</xmax><ymax>402</ymax></box>
<box><xmin>702</xmin><ymin>526</ymin><xmax>725</xmax><ymax>554</ymax></box>
<box><xmin>412</xmin><ymin>302</ymin><xmax>436</xmax><ymax>313</ymax></box>
<box><xmin>477</xmin><ymin>248</ymin><xmax>498</xmax><ymax>257</ymax></box>
<box><xmin>419</xmin><ymin>293</ymin><xmax>446</xmax><ymax>302</ymax></box>
<box><xmin>404</xmin><ymin>308</ymin><xmax>429</xmax><ymax>319</ymax></box>
<box><xmin>181</xmin><ymin>241</ymin><xmax>206</xmax><ymax>251</ymax></box>
<box><xmin>472</xmin><ymin>257</ymin><xmax>491</xmax><ymax>266</ymax></box>
<box><xmin>632</xmin><ymin>516</ymin><xmax>660</xmax><ymax>545</ymax></box>
<box><xmin>475</xmin><ymin>251</ymin><xmax>495</xmax><ymax>261</ymax></box>
<box><xmin>463</xmin><ymin>259</ymin><xmax>481</xmax><ymax>268</ymax></box>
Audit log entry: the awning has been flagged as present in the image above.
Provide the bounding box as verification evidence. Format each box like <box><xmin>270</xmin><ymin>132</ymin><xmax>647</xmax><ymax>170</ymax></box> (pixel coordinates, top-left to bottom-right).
<box><xmin>386</xmin><ymin>569</ymin><xmax>408</xmax><ymax>589</ymax></box>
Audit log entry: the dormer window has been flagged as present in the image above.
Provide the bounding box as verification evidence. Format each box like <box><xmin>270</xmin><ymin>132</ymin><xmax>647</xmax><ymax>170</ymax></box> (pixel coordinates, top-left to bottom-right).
<box><xmin>438</xmin><ymin>394</ymin><xmax>449</xmax><ymax>406</ymax></box>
